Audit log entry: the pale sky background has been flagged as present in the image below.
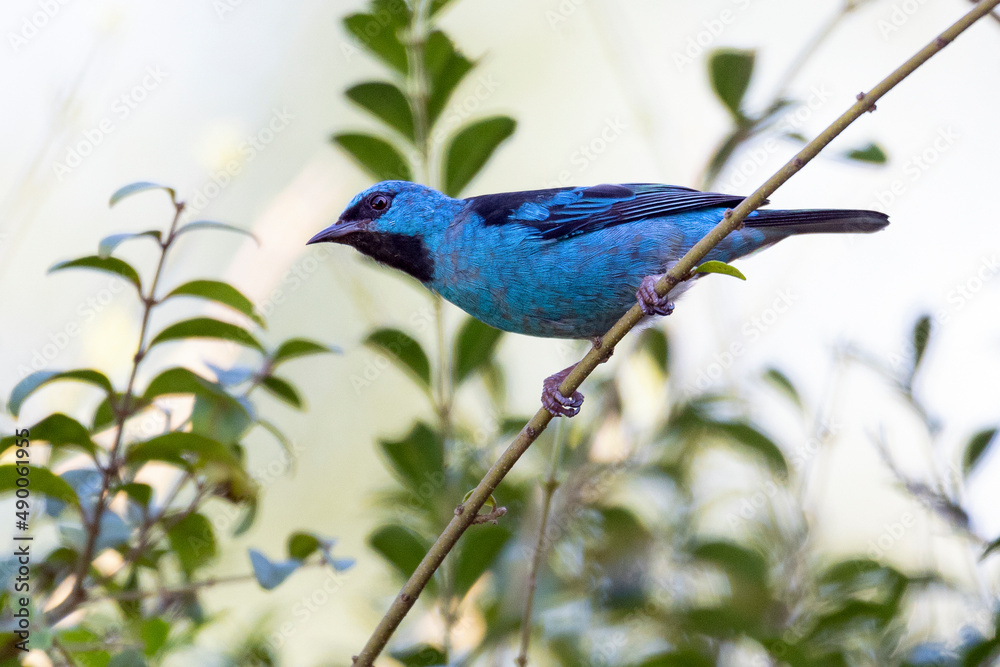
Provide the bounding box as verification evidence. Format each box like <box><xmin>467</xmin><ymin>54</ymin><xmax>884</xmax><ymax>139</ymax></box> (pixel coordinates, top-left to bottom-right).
<box><xmin>2</xmin><ymin>0</ymin><xmax>999</xmax><ymax>663</ymax></box>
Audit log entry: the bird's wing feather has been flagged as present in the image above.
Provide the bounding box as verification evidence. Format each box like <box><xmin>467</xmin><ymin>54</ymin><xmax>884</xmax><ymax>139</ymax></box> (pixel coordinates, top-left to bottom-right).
<box><xmin>464</xmin><ymin>184</ymin><xmax>754</xmax><ymax>240</ymax></box>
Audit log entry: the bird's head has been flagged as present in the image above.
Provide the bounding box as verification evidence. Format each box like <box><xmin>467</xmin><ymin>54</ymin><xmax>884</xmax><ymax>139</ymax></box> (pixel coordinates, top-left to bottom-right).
<box><xmin>307</xmin><ymin>180</ymin><xmax>457</xmax><ymax>283</ymax></box>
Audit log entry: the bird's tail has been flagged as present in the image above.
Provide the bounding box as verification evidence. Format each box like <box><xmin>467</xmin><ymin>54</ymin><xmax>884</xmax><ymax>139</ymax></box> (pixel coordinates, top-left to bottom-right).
<box><xmin>745</xmin><ymin>208</ymin><xmax>889</xmax><ymax>235</ymax></box>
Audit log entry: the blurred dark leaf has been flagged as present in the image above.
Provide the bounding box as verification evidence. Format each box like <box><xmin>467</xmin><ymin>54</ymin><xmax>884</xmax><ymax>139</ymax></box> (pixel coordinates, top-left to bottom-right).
<box><xmin>50</xmin><ymin>255</ymin><xmax>142</xmax><ymax>292</ymax></box>
<box><xmin>709</xmin><ymin>49</ymin><xmax>756</xmax><ymax>119</ymax></box>
<box><xmin>98</xmin><ymin>230</ymin><xmax>161</xmax><ymax>259</ymax></box>
<box><xmin>92</xmin><ymin>393</ymin><xmax>149</xmax><ymax>432</ymax></box>
<box><xmin>190</xmin><ymin>394</ymin><xmax>253</xmax><ymax>445</ymax></box>
<box><xmin>261</xmin><ymin>375</ymin><xmax>303</xmax><ymax>409</ymax></box>
<box><xmin>0</xmin><ymin>413</ymin><xmax>97</xmax><ymax>457</ymax></box>
<box><xmin>0</xmin><ymin>465</ymin><xmax>79</xmax><ymax>505</ymax></box>
<box><xmin>963</xmin><ymin>428</ymin><xmax>997</xmax><ymax>477</ymax></box>
<box><xmin>442</xmin><ymin>116</ymin><xmax>516</xmax><ymax>196</ymax></box>
<box><xmin>694</xmin><ymin>260</ymin><xmax>746</xmax><ymax>280</ymax></box>
<box><xmin>272</xmin><ymin>338</ymin><xmax>341</xmax><ymax>366</ymax></box>
<box><xmin>390</xmin><ymin>644</ymin><xmax>448</xmax><ymax>667</ymax></box>
<box><xmin>343</xmin><ymin>12</ymin><xmax>408</xmax><ymax>74</ymax></box>
<box><xmin>365</xmin><ymin>328</ymin><xmax>432</xmax><ymax>391</ymax></box>
<box><xmin>635</xmin><ymin>651</ymin><xmax>715</xmax><ymax>667</ymax></box>
<box><xmin>233</xmin><ymin>498</ymin><xmax>258</xmax><ymax>537</ymax></box>
<box><xmin>287</xmin><ymin>532</ymin><xmax>322</xmax><ymax>560</ymax></box>
<box><xmin>763</xmin><ymin>367</ymin><xmax>802</xmax><ymax>409</ymax></box>
<box><xmin>453</xmin><ymin>317</ymin><xmax>503</xmax><ymax>385</ymax></box>
<box><xmin>248</xmin><ymin>548</ymin><xmax>301</xmax><ymax>590</ymax></box>
<box><xmin>9</xmin><ymin>369</ymin><xmax>114</xmax><ymax>418</ymax></box>
<box><xmin>845</xmin><ymin>142</ymin><xmax>889</xmax><ymax>164</ymax></box>
<box><xmin>167</xmin><ymin>513</ymin><xmax>217</xmax><ymax>578</ymax></box>
<box><xmin>429</xmin><ymin>0</ymin><xmax>455</xmax><ymax>15</ymax></box>
<box><xmin>983</xmin><ymin>536</ymin><xmax>1000</xmax><ymax>560</ymax></box>
<box><xmin>108</xmin><ymin>648</ymin><xmax>147</xmax><ymax>667</ymax></box>
<box><xmin>172</xmin><ymin>221</ymin><xmax>258</xmax><ymax>244</ymax></box>
<box><xmin>691</xmin><ymin>539</ymin><xmax>768</xmax><ymax>584</ymax></box>
<box><xmin>425</xmin><ymin>30</ymin><xmax>475</xmax><ymax>125</ymax></box>
<box><xmin>454</xmin><ymin>524</ymin><xmax>512</xmax><ymax>598</ymax></box>
<box><xmin>147</xmin><ymin>317</ymin><xmax>264</xmax><ymax>352</ymax></box>
<box><xmin>708</xmin><ymin>420</ymin><xmax>788</xmax><ymax>475</ymax></box>
<box><xmin>637</xmin><ymin>327</ymin><xmax>670</xmax><ymax>374</ymax></box>
<box><xmin>125</xmin><ymin>432</ymin><xmax>242</xmax><ymax>471</ymax></box>
<box><xmin>109</xmin><ymin>181</ymin><xmax>175</xmax><ymax>207</ymax></box>
<box><xmin>368</xmin><ymin>524</ymin><xmax>433</xmax><ymax>592</ymax></box>
<box><xmin>912</xmin><ymin>314</ymin><xmax>932</xmax><ymax>375</ymax></box>
<box><xmin>378</xmin><ymin>422</ymin><xmax>444</xmax><ymax>493</ymax></box>
<box><xmin>118</xmin><ymin>482</ymin><xmax>153</xmax><ymax>508</ymax></box>
<box><xmin>701</xmin><ymin>129</ymin><xmax>744</xmax><ymax>190</ymax></box>
<box><xmin>164</xmin><ymin>280</ymin><xmax>264</xmax><ymax>327</ymax></box>
<box><xmin>346</xmin><ymin>81</ymin><xmax>415</xmax><ymax>141</ymax></box>
<box><xmin>333</xmin><ymin>132</ymin><xmax>412</xmax><ymax>181</ymax></box>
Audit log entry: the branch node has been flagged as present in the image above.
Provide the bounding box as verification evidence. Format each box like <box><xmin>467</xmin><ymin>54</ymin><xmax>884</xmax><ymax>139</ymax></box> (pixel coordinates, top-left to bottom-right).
<box><xmin>856</xmin><ymin>92</ymin><xmax>877</xmax><ymax>113</ymax></box>
<box><xmin>470</xmin><ymin>506</ymin><xmax>507</xmax><ymax>525</ymax></box>
<box><xmin>525</xmin><ymin>425</ymin><xmax>537</xmax><ymax>439</ymax></box>
<box><xmin>936</xmin><ymin>35</ymin><xmax>951</xmax><ymax>48</ymax></box>
<box><xmin>454</xmin><ymin>504</ymin><xmax>464</xmax><ymax>516</ymax></box>
<box><xmin>793</xmin><ymin>157</ymin><xmax>805</xmax><ymax>168</ymax></box>
<box><xmin>400</xmin><ymin>592</ymin><xmax>413</xmax><ymax>604</ymax></box>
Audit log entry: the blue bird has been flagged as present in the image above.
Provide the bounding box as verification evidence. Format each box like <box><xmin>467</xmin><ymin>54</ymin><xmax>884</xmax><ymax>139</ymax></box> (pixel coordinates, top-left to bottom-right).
<box><xmin>307</xmin><ymin>181</ymin><xmax>888</xmax><ymax>416</ymax></box>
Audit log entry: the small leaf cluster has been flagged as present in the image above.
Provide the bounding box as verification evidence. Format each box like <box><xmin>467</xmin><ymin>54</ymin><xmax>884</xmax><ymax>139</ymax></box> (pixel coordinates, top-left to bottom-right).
<box><xmin>0</xmin><ymin>183</ymin><xmax>345</xmax><ymax>665</ymax></box>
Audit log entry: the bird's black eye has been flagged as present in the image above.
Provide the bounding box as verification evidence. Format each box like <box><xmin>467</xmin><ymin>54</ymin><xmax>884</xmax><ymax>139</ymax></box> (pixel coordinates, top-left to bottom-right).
<box><xmin>368</xmin><ymin>194</ymin><xmax>390</xmax><ymax>211</ymax></box>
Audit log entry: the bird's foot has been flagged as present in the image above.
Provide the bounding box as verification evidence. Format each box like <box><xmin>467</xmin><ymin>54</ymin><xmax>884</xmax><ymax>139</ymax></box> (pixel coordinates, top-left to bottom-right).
<box><xmin>542</xmin><ymin>365</ymin><xmax>583</xmax><ymax>418</ymax></box>
<box><xmin>637</xmin><ymin>275</ymin><xmax>675</xmax><ymax>316</ymax></box>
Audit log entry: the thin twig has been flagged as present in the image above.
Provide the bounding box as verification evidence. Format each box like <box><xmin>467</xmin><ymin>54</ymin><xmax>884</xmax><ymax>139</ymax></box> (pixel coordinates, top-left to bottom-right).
<box><xmin>351</xmin><ymin>2</ymin><xmax>1000</xmax><ymax>662</ymax></box>
<box><xmin>515</xmin><ymin>420</ymin><xmax>565</xmax><ymax>666</ymax></box>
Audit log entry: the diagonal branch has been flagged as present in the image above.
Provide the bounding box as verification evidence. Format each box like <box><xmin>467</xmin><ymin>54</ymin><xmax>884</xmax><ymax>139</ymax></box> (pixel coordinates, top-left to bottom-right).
<box><xmin>351</xmin><ymin>1</ymin><xmax>1000</xmax><ymax>662</ymax></box>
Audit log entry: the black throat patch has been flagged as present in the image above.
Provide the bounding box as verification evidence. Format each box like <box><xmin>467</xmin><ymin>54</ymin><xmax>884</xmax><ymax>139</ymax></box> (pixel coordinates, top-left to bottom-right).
<box><xmin>340</xmin><ymin>231</ymin><xmax>435</xmax><ymax>283</ymax></box>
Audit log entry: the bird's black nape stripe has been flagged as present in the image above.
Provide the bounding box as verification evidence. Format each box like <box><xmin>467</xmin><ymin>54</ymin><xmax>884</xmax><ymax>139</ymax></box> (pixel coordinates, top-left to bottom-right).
<box><xmin>340</xmin><ymin>231</ymin><xmax>435</xmax><ymax>282</ymax></box>
<box><xmin>467</xmin><ymin>188</ymin><xmax>570</xmax><ymax>227</ymax></box>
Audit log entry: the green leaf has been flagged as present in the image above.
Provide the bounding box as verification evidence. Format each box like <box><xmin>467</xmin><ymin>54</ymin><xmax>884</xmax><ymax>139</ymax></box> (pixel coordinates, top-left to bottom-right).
<box><xmin>912</xmin><ymin>314</ymin><xmax>932</xmax><ymax>374</ymax></box>
<box><xmin>9</xmin><ymin>369</ymin><xmax>114</xmax><ymax>417</ymax></box>
<box><xmin>0</xmin><ymin>465</ymin><xmax>79</xmax><ymax>505</ymax></box>
<box><xmin>429</xmin><ymin>0</ymin><xmax>455</xmax><ymax>15</ymax></box>
<box><xmin>261</xmin><ymin>375</ymin><xmax>303</xmax><ymax>409</ymax></box>
<box><xmin>143</xmin><ymin>367</ymin><xmax>233</xmax><ymax>402</ymax></box>
<box><xmin>425</xmin><ymin>30</ymin><xmax>475</xmax><ymax>125</ymax></box>
<box><xmin>963</xmin><ymin>428</ymin><xmax>997</xmax><ymax>477</ymax></box>
<box><xmin>346</xmin><ymin>81</ymin><xmax>415</xmax><ymax>141</ymax></box>
<box><xmin>147</xmin><ymin>317</ymin><xmax>264</xmax><ymax>352</ymax></box>
<box><xmin>0</xmin><ymin>413</ymin><xmax>97</xmax><ymax>457</ymax></box>
<box><xmin>91</xmin><ymin>393</ymin><xmax>148</xmax><ymax>432</ymax></box>
<box><xmin>167</xmin><ymin>513</ymin><xmax>216</xmax><ymax>578</ymax></box>
<box><xmin>173</xmin><ymin>221</ymin><xmax>259</xmax><ymax>244</ymax></box>
<box><xmin>109</xmin><ymin>181</ymin><xmax>175</xmax><ymax>207</ymax></box>
<box><xmin>378</xmin><ymin>422</ymin><xmax>444</xmax><ymax>493</ymax></box>
<box><xmin>845</xmin><ymin>142</ymin><xmax>888</xmax><ymax>164</ymax></box>
<box><xmin>983</xmin><ymin>536</ymin><xmax>1000</xmax><ymax>560</ymax></box>
<box><xmin>454</xmin><ymin>524</ymin><xmax>511</xmax><ymax>597</ymax></box>
<box><xmin>49</xmin><ymin>255</ymin><xmax>142</xmax><ymax>292</ymax></box>
<box><xmin>98</xmin><ymin>230</ymin><xmax>162</xmax><ymax>259</ymax></box>
<box><xmin>125</xmin><ymin>432</ymin><xmax>242</xmax><ymax>470</ymax></box>
<box><xmin>763</xmin><ymin>367</ymin><xmax>802</xmax><ymax>409</ymax></box>
<box><xmin>118</xmin><ymin>482</ymin><xmax>153</xmax><ymax>508</ymax></box>
<box><xmin>364</xmin><ymin>328</ymin><xmax>432</xmax><ymax>390</ymax></box>
<box><xmin>708</xmin><ymin>49</ymin><xmax>756</xmax><ymax>119</ymax></box>
<box><xmin>694</xmin><ymin>260</ymin><xmax>746</xmax><ymax>280</ymax></box>
<box><xmin>249</xmin><ymin>548</ymin><xmax>301</xmax><ymax>590</ymax></box>
<box><xmin>164</xmin><ymin>280</ymin><xmax>264</xmax><ymax>327</ymax></box>
<box><xmin>368</xmin><ymin>524</ymin><xmax>432</xmax><ymax>589</ymax></box>
<box><xmin>343</xmin><ymin>12</ymin><xmax>408</xmax><ymax>74</ymax></box>
<box><xmin>332</xmin><ymin>133</ymin><xmax>412</xmax><ymax>181</ymax></box>
<box><xmin>190</xmin><ymin>394</ymin><xmax>253</xmax><ymax>445</ymax></box>
<box><xmin>691</xmin><ymin>539</ymin><xmax>768</xmax><ymax>584</ymax></box>
<box><xmin>271</xmin><ymin>338</ymin><xmax>341</xmax><ymax>366</ymax></box>
<box><xmin>140</xmin><ymin>617</ymin><xmax>169</xmax><ymax>657</ymax></box>
<box><xmin>442</xmin><ymin>116</ymin><xmax>516</xmax><ymax>196</ymax></box>
<box><xmin>637</xmin><ymin>328</ymin><xmax>670</xmax><ymax>374</ymax></box>
<box><xmin>233</xmin><ymin>498</ymin><xmax>257</xmax><ymax>536</ymax></box>
<box><xmin>390</xmin><ymin>644</ymin><xmax>448</xmax><ymax>667</ymax></box>
<box><xmin>453</xmin><ymin>318</ymin><xmax>504</xmax><ymax>386</ymax></box>
<box><xmin>287</xmin><ymin>532</ymin><xmax>322</xmax><ymax>560</ymax></box>
<box><xmin>708</xmin><ymin>420</ymin><xmax>787</xmax><ymax>475</ymax></box>
<box><xmin>108</xmin><ymin>648</ymin><xmax>147</xmax><ymax>667</ymax></box>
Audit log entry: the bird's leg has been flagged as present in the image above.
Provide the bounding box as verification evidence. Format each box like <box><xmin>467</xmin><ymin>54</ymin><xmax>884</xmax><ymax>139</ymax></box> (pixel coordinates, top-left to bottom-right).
<box><xmin>636</xmin><ymin>274</ymin><xmax>675</xmax><ymax>317</ymax></box>
<box><xmin>541</xmin><ymin>339</ymin><xmax>613</xmax><ymax>418</ymax></box>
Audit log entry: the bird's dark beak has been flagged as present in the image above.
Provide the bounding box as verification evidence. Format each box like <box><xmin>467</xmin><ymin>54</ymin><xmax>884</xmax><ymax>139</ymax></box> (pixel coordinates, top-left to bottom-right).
<box><xmin>306</xmin><ymin>218</ymin><xmax>370</xmax><ymax>245</ymax></box>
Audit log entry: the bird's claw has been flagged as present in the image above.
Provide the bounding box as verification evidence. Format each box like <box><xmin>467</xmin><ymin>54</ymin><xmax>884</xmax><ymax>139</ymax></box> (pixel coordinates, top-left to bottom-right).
<box><xmin>637</xmin><ymin>275</ymin><xmax>675</xmax><ymax>316</ymax></box>
<box><xmin>542</xmin><ymin>367</ymin><xmax>583</xmax><ymax>418</ymax></box>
